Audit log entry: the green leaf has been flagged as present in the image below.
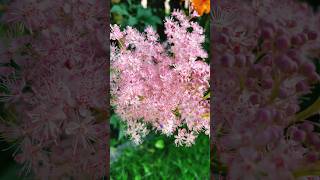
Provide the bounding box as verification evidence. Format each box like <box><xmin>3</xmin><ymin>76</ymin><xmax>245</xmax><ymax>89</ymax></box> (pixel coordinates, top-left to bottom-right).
<box><xmin>147</xmin><ymin>16</ymin><xmax>162</xmax><ymax>27</ymax></box>
<box><xmin>203</xmin><ymin>92</ymin><xmax>210</xmax><ymax>100</ymax></box>
<box><xmin>128</xmin><ymin>16</ymin><xmax>138</xmax><ymax>26</ymax></box>
<box><xmin>294</xmin><ymin>97</ymin><xmax>320</xmax><ymax>123</ymax></box>
<box><xmin>155</xmin><ymin>139</ymin><xmax>165</xmax><ymax>149</ymax></box>
<box><xmin>110</xmin><ymin>139</ymin><xmax>117</xmax><ymax>147</ymax></box>
<box><xmin>110</xmin><ymin>114</ymin><xmax>121</xmax><ymax>127</ymax></box>
<box><xmin>143</xmin><ymin>164</ymin><xmax>151</xmax><ymax>175</ymax></box>
<box><xmin>134</xmin><ymin>8</ymin><xmax>161</xmax><ymax>28</ymax></box>
<box><xmin>118</xmin><ymin>123</ymin><xmax>126</xmax><ymax>140</ymax></box>
<box><xmin>111</xmin><ymin>5</ymin><xmax>129</xmax><ymax>16</ymax></box>
<box><xmin>136</xmin><ymin>8</ymin><xmax>152</xmax><ymax>18</ymax></box>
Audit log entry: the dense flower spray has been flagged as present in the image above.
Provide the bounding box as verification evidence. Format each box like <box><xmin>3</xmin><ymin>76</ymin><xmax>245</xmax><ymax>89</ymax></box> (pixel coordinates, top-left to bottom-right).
<box><xmin>111</xmin><ymin>10</ymin><xmax>210</xmax><ymax>146</ymax></box>
<box><xmin>212</xmin><ymin>0</ymin><xmax>320</xmax><ymax>179</ymax></box>
<box><xmin>0</xmin><ymin>0</ymin><xmax>107</xmax><ymax>179</ymax></box>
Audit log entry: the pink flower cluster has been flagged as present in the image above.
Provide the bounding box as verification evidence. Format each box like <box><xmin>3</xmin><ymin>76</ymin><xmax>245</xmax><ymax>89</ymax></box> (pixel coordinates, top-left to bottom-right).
<box><xmin>212</xmin><ymin>0</ymin><xmax>320</xmax><ymax>179</ymax></box>
<box><xmin>111</xmin><ymin>11</ymin><xmax>210</xmax><ymax>146</ymax></box>
<box><xmin>0</xmin><ymin>0</ymin><xmax>107</xmax><ymax>179</ymax></box>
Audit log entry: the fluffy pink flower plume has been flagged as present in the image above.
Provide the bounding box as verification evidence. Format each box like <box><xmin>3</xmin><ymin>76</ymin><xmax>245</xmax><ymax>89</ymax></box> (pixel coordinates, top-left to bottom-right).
<box><xmin>212</xmin><ymin>0</ymin><xmax>320</xmax><ymax>179</ymax></box>
<box><xmin>111</xmin><ymin>10</ymin><xmax>210</xmax><ymax>146</ymax></box>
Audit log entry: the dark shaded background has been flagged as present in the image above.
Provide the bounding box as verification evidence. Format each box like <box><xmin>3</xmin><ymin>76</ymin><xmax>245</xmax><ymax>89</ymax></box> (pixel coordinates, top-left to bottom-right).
<box><xmin>0</xmin><ymin>0</ymin><xmax>25</xmax><ymax>178</ymax></box>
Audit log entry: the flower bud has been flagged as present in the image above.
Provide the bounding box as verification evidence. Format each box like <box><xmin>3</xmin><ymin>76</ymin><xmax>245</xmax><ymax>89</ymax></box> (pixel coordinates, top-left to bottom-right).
<box><xmin>235</xmin><ymin>54</ymin><xmax>246</xmax><ymax>67</ymax></box>
<box><xmin>261</xmin><ymin>27</ymin><xmax>273</xmax><ymax>39</ymax></box>
<box><xmin>245</xmin><ymin>78</ymin><xmax>256</xmax><ymax>89</ymax></box>
<box><xmin>275</xmin><ymin>55</ymin><xmax>296</xmax><ymax>74</ymax></box>
<box><xmin>292</xmin><ymin>129</ymin><xmax>306</xmax><ymax>142</ymax></box>
<box><xmin>278</xmin><ymin>87</ymin><xmax>288</xmax><ymax>99</ymax></box>
<box><xmin>249</xmin><ymin>94</ymin><xmax>260</xmax><ymax>105</ymax></box>
<box><xmin>261</xmin><ymin>54</ymin><xmax>273</xmax><ymax>66</ymax></box>
<box><xmin>275</xmin><ymin>35</ymin><xmax>290</xmax><ymax>50</ymax></box>
<box><xmin>300</xmin><ymin>62</ymin><xmax>316</xmax><ymax>75</ymax></box>
<box><xmin>308</xmin><ymin>132</ymin><xmax>320</xmax><ymax>146</ymax></box>
<box><xmin>233</xmin><ymin>45</ymin><xmax>241</xmax><ymax>54</ymax></box>
<box><xmin>285</xmin><ymin>104</ymin><xmax>299</xmax><ymax>116</ymax></box>
<box><xmin>256</xmin><ymin>108</ymin><xmax>271</xmax><ymax>123</ymax></box>
<box><xmin>291</xmin><ymin>35</ymin><xmax>302</xmax><ymax>45</ymax></box>
<box><xmin>261</xmin><ymin>78</ymin><xmax>273</xmax><ymax>89</ymax></box>
<box><xmin>287</xmin><ymin>50</ymin><xmax>303</xmax><ymax>65</ymax></box>
<box><xmin>295</xmin><ymin>81</ymin><xmax>309</xmax><ymax>93</ymax></box>
<box><xmin>299</xmin><ymin>122</ymin><xmax>314</xmax><ymax>132</ymax></box>
<box><xmin>273</xmin><ymin>110</ymin><xmax>284</xmax><ymax>122</ymax></box>
<box><xmin>248</xmin><ymin>65</ymin><xmax>263</xmax><ymax>77</ymax></box>
<box><xmin>307</xmin><ymin>31</ymin><xmax>318</xmax><ymax>40</ymax></box>
<box><xmin>220</xmin><ymin>54</ymin><xmax>235</xmax><ymax>68</ymax></box>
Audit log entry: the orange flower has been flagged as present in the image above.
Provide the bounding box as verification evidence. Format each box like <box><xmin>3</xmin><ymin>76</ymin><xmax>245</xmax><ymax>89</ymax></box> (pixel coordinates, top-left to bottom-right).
<box><xmin>192</xmin><ymin>0</ymin><xmax>210</xmax><ymax>16</ymax></box>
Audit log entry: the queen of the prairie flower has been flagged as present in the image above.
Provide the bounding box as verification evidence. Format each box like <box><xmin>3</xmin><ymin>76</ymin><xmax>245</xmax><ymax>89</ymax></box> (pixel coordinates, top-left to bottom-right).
<box><xmin>111</xmin><ymin>10</ymin><xmax>210</xmax><ymax>146</ymax></box>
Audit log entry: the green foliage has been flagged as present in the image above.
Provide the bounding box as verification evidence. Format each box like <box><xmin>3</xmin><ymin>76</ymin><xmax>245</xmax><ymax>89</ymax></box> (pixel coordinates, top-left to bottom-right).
<box><xmin>111</xmin><ymin>106</ymin><xmax>209</xmax><ymax>178</ymax></box>
<box><xmin>110</xmin><ymin>113</ymin><xmax>128</xmax><ymax>147</ymax></box>
<box><xmin>111</xmin><ymin>0</ymin><xmax>162</xmax><ymax>31</ymax></box>
<box><xmin>111</xmin><ymin>134</ymin><xmax>210</xmax><ymax>179</ymax></box>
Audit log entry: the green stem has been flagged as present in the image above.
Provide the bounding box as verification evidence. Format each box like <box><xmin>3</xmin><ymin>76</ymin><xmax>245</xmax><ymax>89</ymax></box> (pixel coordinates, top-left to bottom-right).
<box><xmin>293</xmin><ymin>161</ymin><xmax>320</xmax><ymax>178</ymax></box>
<box><xmin>267</xmin><ymin>77</ymin><xmax>281</xmax><ymax>104</ymax></box>
<box><xmin>239</xmin><ymin>75</ymin><xmax>245</xmax><ymax>92</ymax></box>
<box><xmin>203</xmin><ymin>92</ymin><xmax>210</xmax><ymax>100</ymax></box>
<box><xmin>294</xmin><ymin>97</ymin><xmax>320</xmax><ymax>123</ymax></box>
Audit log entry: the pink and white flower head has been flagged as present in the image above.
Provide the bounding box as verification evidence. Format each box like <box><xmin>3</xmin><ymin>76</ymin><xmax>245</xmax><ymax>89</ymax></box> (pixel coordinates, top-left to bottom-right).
<box><xmin>111</xmin><ymin>10</ymin><xmax>210</xmax><ymax>146</ymax></box>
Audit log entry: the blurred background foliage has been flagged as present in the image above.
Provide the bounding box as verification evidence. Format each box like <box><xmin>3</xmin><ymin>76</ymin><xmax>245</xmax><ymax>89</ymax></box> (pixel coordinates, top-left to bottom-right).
<box><xmin>110</xmin><ymin>0</ymin><xmax>210</xmax><ymax>179</ymax></box>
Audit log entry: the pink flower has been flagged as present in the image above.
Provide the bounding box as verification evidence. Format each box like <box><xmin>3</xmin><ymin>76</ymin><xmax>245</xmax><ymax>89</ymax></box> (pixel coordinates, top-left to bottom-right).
<box><xmin>110</xmin><ymin>24</ymin><xmax>123</xmax><ymax>40</ymax></box>
<box><xmin>111</xmin><ymin>10</ymin><xmax>210</xmax><ymax>146</ymax></box>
